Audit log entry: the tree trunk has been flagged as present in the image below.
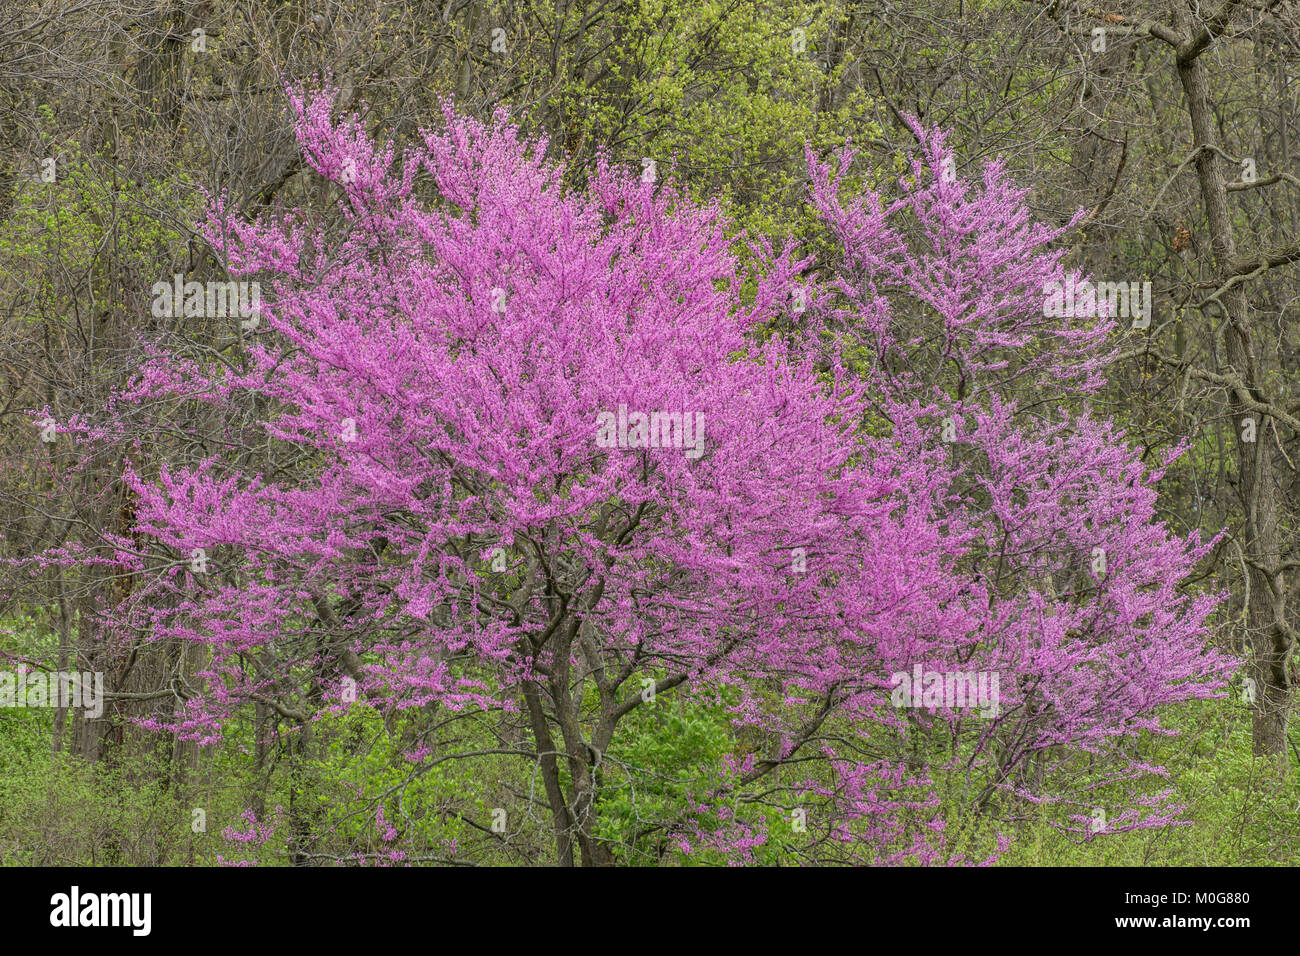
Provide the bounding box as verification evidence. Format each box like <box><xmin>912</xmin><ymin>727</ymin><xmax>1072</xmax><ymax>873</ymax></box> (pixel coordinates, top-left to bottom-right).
<box><xmin>1169</xmin><ymin>0</ymin><xmax>1292</xmax><ymax>761</ymax></box>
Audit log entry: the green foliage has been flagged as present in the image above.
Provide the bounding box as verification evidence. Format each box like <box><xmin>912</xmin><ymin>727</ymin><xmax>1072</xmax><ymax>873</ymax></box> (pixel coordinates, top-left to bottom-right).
<box><xmin>0</xmin><ymin>139</ymin><xmax>192</xmax><ymax>328</ymax></box>
<box><xmin>926</xmin><ymin>698</ymin><xmax>1300</xmax><ymax>867</ymax></box>
<box><xmin>515</xmin><ymin>0</ymin><xmax>879</xmax><ymax>244</ymax></box>
<box><xmin>595</xmin><ymin>684</ymin><xmax>735</xmax><ymax>864</ymax></box>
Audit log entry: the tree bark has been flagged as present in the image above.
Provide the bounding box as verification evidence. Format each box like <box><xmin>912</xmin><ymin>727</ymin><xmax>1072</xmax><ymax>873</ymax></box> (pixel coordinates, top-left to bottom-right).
<box><xmin>1166</xmin><ymin>0</ymin><xmax>1292</xmax><ymax>760</ymax></box>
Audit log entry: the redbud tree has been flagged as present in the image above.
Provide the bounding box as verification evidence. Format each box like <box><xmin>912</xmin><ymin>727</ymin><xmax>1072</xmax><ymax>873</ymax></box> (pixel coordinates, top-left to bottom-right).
<box><xmin>805</xmin><ymin>124</ymin><xmax>1236</xmax><ymax>836</ymax></box>
<box><xmin>51</xmin><ymin>87</ymin><xmax>1234</xmax><ymax>865</ymax></box>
